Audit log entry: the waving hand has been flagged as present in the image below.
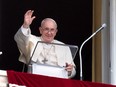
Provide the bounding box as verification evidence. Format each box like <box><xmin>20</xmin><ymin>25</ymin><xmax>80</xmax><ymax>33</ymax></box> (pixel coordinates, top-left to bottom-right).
<box><xmin>23</xmin><ymin>10</ymin><xmax>36</xmax><ymax>28</ymax></box>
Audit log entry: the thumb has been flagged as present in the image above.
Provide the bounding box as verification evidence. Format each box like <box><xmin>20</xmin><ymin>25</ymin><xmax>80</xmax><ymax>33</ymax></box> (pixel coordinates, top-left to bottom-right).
<box><xmin>66</xmin><ymin>63</ymin><xmax>69</xmax><ymax>67</ymax></box>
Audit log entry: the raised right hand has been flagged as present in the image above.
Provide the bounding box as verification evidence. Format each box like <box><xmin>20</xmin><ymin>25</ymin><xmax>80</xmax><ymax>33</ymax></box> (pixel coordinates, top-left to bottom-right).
<box><xmin>23</xmin><ymin>10</ymin><xmax>36</xmax><ymax>28</ymax></box>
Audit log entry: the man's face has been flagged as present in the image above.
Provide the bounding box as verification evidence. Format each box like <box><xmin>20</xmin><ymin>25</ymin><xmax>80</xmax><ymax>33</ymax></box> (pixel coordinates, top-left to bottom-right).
<box><xmin>39</xmin><ymin>20</ymin><xmax>57</xmax><ymax>43</ymax></box>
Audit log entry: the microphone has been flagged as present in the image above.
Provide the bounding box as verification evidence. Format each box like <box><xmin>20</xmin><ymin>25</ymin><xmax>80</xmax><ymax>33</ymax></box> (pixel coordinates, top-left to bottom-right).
<box><xmin>93</xmin><ymin>23</ymin><xmax>107</xmax><ymax>36</ymax></box>
<box><xmin>0</xmin><ymin>51</ymin><xmax>2</xmax><ymax>55</ymax></box>
<box><xmin>79</xmin><ymin>23</ymin><xmax>107</xmax><ymax>80</ymax></box>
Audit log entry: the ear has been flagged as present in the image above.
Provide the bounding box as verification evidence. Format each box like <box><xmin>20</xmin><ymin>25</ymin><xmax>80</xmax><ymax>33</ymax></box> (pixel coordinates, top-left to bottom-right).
<box><xmin>39</xmin><ymin>27</ymin><xmax>42</xmax><ymax>34</ymax></box>
<box><xmin>56</xmin><ymin>29</ymin><xmax>58</xmax><ymax>33</ymax></box>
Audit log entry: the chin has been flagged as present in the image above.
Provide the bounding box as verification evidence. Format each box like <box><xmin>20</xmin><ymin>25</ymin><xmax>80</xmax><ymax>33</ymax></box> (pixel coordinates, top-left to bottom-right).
<box><xmin>44</xmin><ymin>37</ymin><xmax>53</xmax><ymax>43</ymax></box>
<box><xmin>44</xmin><ymin>40</ymin><xmax>52</xmax><ymax>43</ymax></box>
<box><xmin>46</xmin><ymin>38</ymin><xmax>53</xmax><ymax>42</ymax></box>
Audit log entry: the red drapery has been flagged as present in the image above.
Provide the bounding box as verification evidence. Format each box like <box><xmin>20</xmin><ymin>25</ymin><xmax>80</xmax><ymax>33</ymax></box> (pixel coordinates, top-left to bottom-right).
<box><xmin>7</xmin><ymin>70</ymin><xmax>116</xmax><ymax>87</ymax></box>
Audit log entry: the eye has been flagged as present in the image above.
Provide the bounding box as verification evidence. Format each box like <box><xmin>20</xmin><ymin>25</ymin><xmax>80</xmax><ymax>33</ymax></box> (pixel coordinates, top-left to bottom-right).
<box><xmin>44</xmin><ymin>28</ymin><xmax>49</xmax><ymax>31</ymax></box>
<box><xmin>51</xmin><ymin>28</ymin><xmax>55</xmax><ymax>32</ymax></box>
<box><xmin>43</xmin><ymin>28</ymin><xmax>56</xmax><ymax>32</ymax></box>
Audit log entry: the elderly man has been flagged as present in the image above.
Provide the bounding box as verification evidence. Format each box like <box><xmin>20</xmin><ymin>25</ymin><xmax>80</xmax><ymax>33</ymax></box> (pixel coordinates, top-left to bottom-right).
<box><xmin>14</xmin><ymin>10</ymin><xmax>76</xmax><ymax>78</ymax></box>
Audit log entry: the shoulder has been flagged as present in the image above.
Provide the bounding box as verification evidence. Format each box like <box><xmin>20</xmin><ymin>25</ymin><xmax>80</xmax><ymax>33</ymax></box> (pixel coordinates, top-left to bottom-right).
<box><xmin>29</xmin><ymin>35</ymin><xmax>41</xmax><ymax>43</ymax></box>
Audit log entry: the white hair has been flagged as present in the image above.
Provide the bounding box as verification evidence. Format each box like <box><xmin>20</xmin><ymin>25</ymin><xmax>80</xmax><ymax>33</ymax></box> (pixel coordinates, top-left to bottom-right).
<box><xmin>41</xmin><ymin>18</ymin><xmax>57</xmax><ymax>28</ymax></box>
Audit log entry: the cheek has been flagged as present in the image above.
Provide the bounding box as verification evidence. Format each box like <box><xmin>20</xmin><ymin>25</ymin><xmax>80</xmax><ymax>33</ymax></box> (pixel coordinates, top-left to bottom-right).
<box><xmin>54</xmin><ymin>32</ymin><xmax>57</xmax><ymax>36</ymax></box>
<box><xmin>40</xmin><ymin>30</ymin><xmax>43</xmax><ymax>34</ymax></box>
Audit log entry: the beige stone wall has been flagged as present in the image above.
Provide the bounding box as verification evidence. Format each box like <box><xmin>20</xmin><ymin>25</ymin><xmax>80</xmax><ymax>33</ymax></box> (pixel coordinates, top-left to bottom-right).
<box><xmin>92</xmin><ymin>0</ymin><xmax>102</xmax><ymax>82</ymax></box>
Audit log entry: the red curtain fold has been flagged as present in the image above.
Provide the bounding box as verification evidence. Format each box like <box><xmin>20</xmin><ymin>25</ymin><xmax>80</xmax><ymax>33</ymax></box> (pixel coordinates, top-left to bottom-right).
<box><xmin>7</xmin><ymin>70</ymin><xmax>116</xmax><ymax>87</ymax></box>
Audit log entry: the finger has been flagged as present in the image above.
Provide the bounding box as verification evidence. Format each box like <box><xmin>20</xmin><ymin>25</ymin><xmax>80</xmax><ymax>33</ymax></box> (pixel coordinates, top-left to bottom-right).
<box><xmin>65</xmin><ymin>64</ymin><xmax>73</xmax><ymax>71</ymax></box>
<box><xmin>24</xmin><ymin>10</ymin><xmax>33</xmax><ymax>18</ymax></box>
<box><xmin>25</xmin><ymin>10</ymin><xmax>32</xmax><ymax>15</ymax></box>
<box><xmin>29</xmin><ymin>10</ymin><xmax>34</xmax><ymax>17</ymax></box>
<box><xmin>32</xmin><ymin>16</ymin><xmax>36</xmax><ymax>21</ymax></box>
<box><xmin>66</xmin><ymin>63</ymin><xmax>68</xmax><ymax>67</ymax></box>
<box><xmin>65</xmin><ymin>67</ymin><xmax>72</xmax><ymax>72</ymax></box>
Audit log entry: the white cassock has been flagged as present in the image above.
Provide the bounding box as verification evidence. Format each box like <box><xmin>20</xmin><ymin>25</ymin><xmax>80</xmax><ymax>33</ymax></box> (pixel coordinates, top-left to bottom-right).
<box><xmin>14</xmin><ymin>26</ymin><xmax>76</xmax><ymax>78</ymax></box>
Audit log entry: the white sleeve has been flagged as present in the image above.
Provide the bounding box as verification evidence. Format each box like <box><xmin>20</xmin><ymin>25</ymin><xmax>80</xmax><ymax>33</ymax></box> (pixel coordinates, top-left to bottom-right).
<box><xmin>21</xmin><ymin>26</ymin><xmax>30</xmax><ymax>36</ymax></box>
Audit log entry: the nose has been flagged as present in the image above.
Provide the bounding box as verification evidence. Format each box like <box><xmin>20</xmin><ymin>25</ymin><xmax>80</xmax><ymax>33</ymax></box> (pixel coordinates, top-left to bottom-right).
<box><xmin>47</xmin><ymin>30</ymin><xmax>52</xmax><ymax>34</ymax></box>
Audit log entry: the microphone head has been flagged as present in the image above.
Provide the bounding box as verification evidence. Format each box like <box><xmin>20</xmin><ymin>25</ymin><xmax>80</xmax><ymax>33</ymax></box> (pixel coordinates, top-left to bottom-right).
<box><xmin>102</xmin><ymin>23</ymin><xmax>107</xmax><ymax>28</ymax></box>
<box><xmin>0</xmin><ymin>51</ymin><xmax>2</xmax><ymax>55</ymax></box>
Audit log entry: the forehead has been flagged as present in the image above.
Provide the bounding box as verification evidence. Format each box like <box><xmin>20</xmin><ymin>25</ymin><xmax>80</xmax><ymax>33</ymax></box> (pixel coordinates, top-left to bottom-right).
<box><xmin>41</xmin><ymin>19</ymin><xmax>57</xmax><ymax>29</ymax></box>
<box><xmin>43</xmin><ymin>21</ymin><xmax>55</xmax><ymax>27</ymax></box>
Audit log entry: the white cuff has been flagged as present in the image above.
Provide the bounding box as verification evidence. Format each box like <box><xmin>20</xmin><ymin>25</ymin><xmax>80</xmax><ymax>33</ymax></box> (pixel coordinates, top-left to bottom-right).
<box><xmin>21</xmin><ymin>26</ymin><xmax>30</xmax><ymax>36</ymax></box>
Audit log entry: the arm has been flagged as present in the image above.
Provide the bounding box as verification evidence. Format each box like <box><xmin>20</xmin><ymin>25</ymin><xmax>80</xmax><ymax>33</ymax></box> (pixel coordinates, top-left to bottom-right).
<box><xmin>55</xmin><ymin>42</ymin><xmax>76</xmax><ymax>78</ymax></box>
<box><xmin>65</xmin><ymin>47</ymin><xmax>76</xmax><ymax>78</ymax></box>
<box><xmin>14</xmin><ymin>10</ymin><xmax>36</xmax><ymax>64</ymax></box>
<box><xmin>15</xmin><ymin>10</ymin><xmax>36</xmax><ymax>40</ymax></box>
